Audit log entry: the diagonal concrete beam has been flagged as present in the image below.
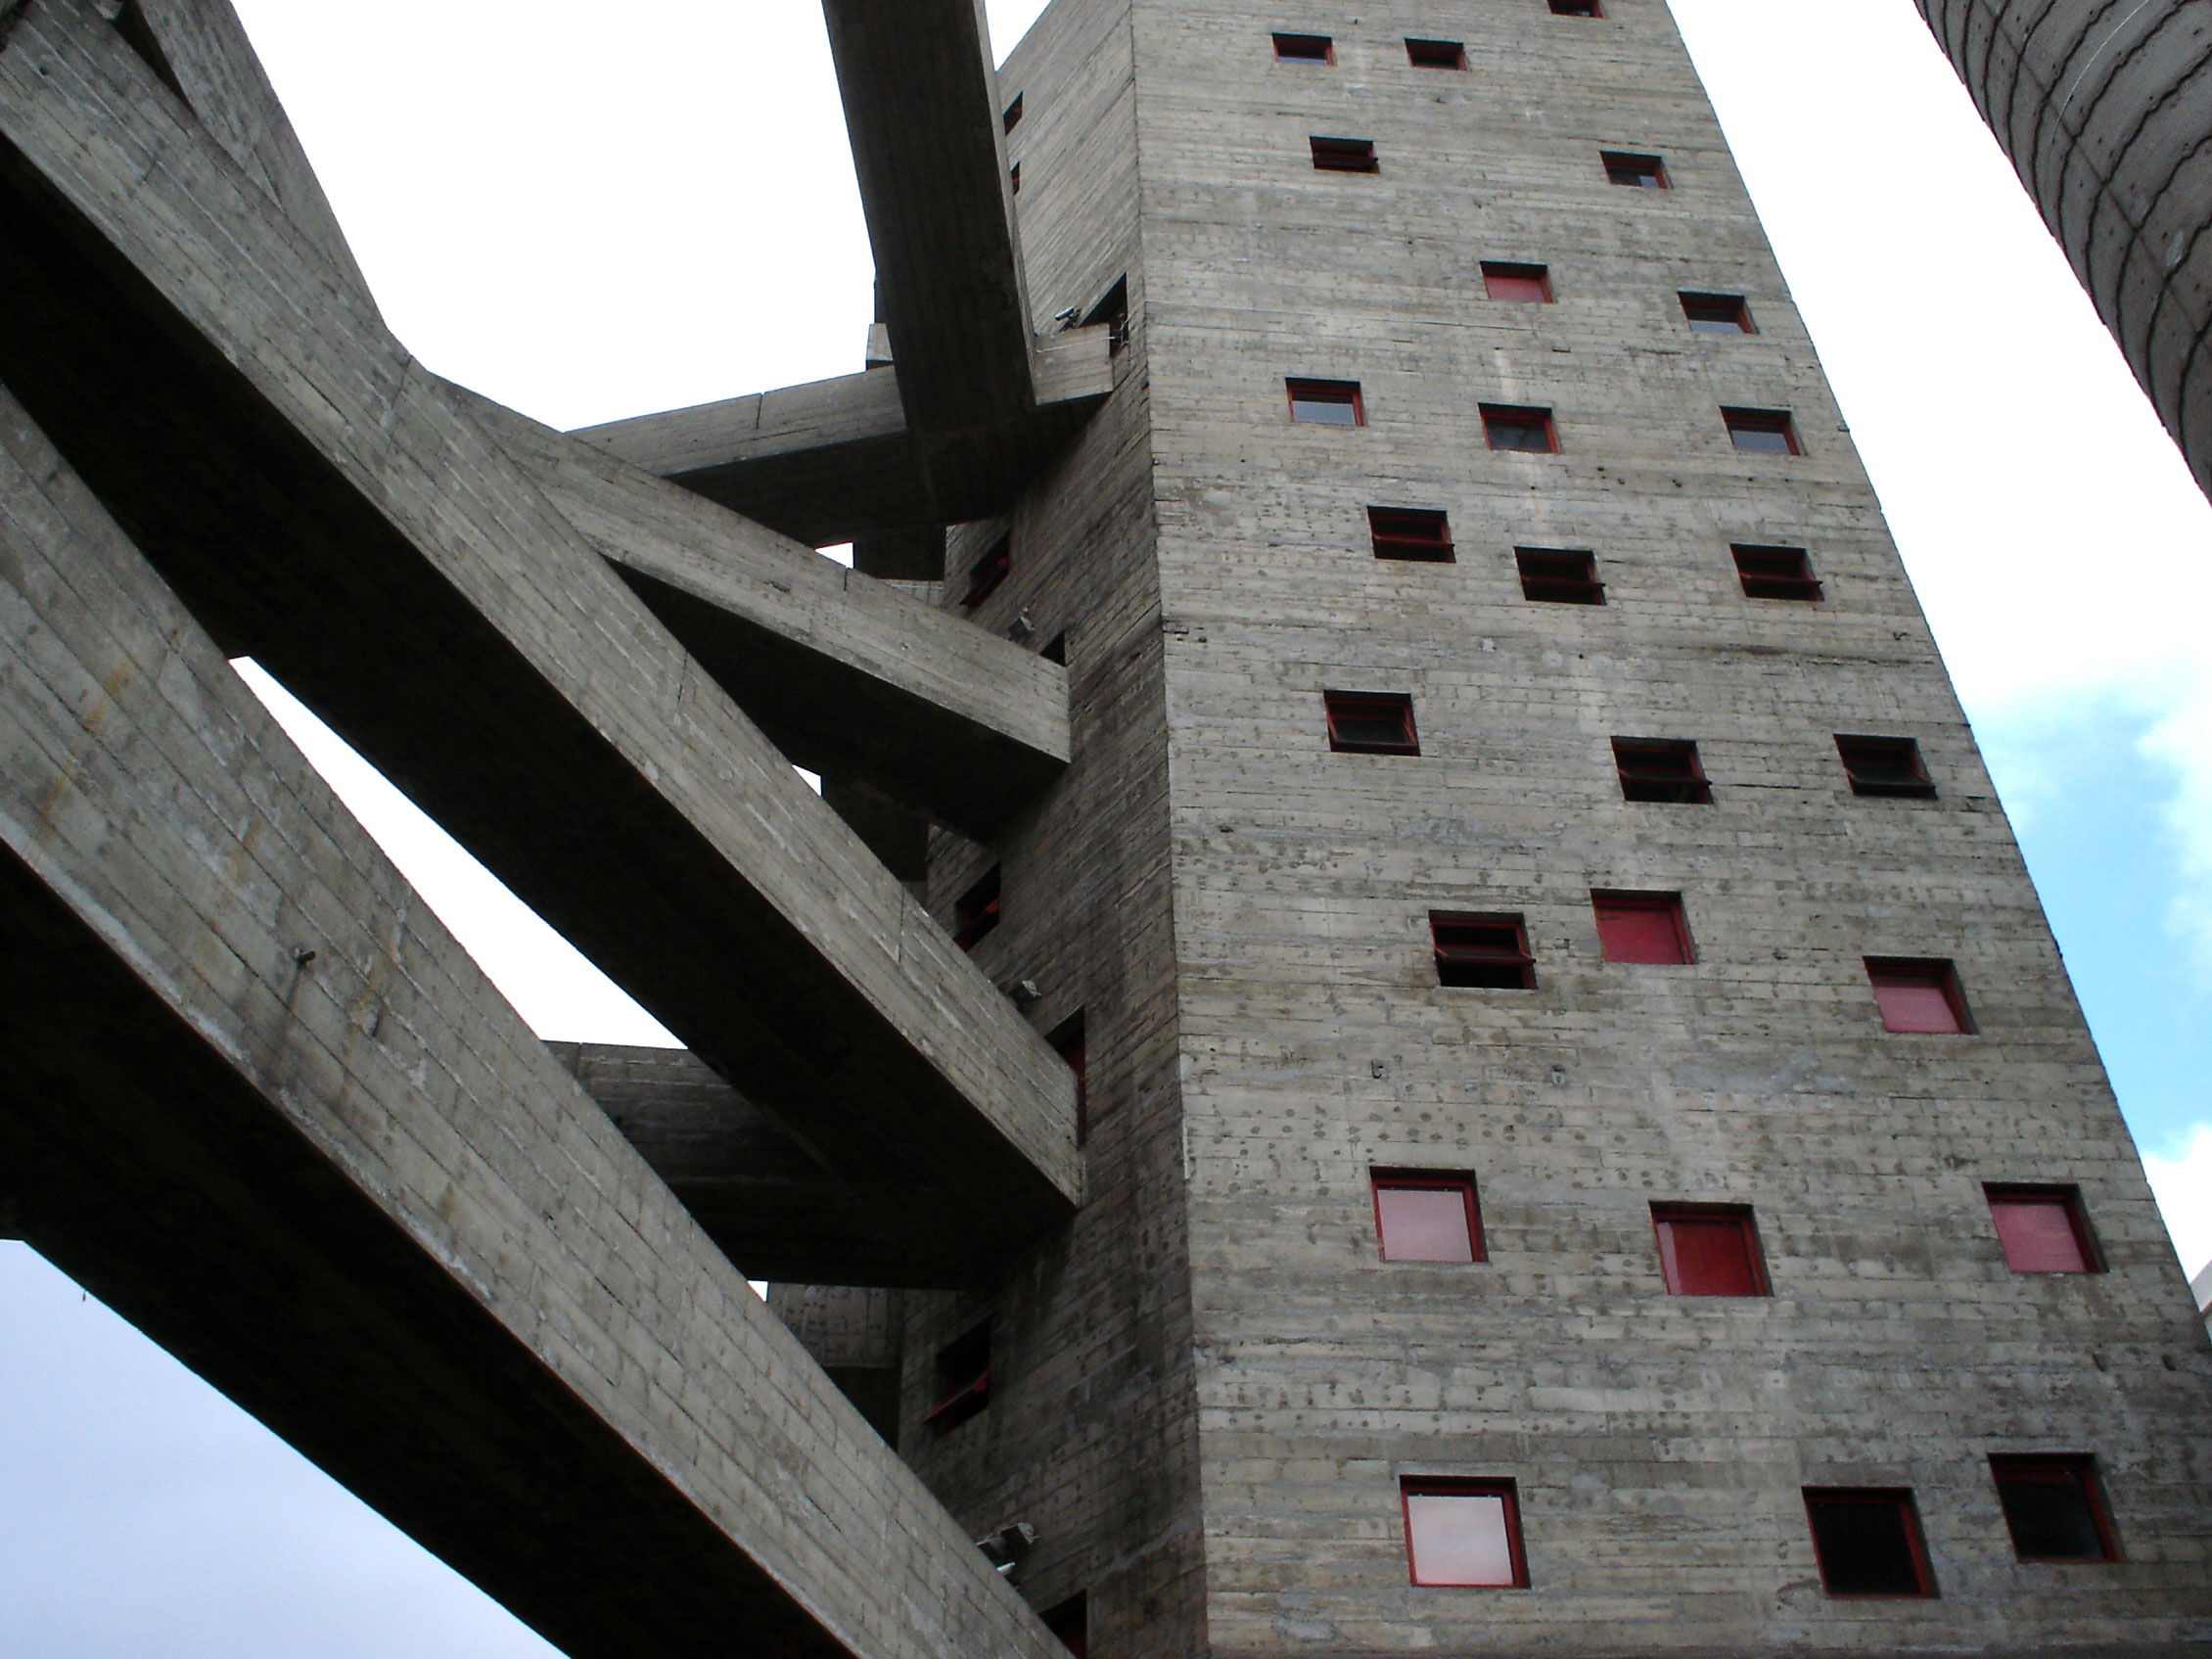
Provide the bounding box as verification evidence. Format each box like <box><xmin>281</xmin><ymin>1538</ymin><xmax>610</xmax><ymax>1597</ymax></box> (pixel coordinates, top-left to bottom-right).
<box><xmin>0</xmin><ymin>0</ymin><xmax>1078</xmax><ymax>1260</ymax></box>
<box><xmin>0</xmin><ymin>383</ymin><xmax>1066</xmax><ymax>1659</ymax></box>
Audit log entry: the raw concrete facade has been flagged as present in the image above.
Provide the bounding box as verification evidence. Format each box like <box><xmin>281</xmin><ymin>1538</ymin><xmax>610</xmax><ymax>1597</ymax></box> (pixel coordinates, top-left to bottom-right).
<box><xmin>2</xmin><ymin>0</ymin><xmax>2209</xmax><ymax>1656</ymax></box>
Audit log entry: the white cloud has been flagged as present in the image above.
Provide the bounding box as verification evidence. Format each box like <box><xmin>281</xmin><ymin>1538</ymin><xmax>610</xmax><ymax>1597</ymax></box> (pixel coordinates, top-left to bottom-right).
<box><xmin>2142</xmin><ymin>1126</ymin><xmax>2212</xmax><ymax>1283</ymax></box>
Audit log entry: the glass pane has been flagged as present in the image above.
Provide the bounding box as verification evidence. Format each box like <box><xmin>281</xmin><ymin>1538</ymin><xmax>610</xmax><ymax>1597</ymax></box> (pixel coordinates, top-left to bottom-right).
<box><xmin>1489</xmin><ymin>420</ymin><xmax>1550</xmax><ymax>451</ymax></box>
<box><xmin>1730</xmin><ymin>427</ymin><xmax>1792</xmax><ymax>454</ymax></box>
<box><xmin>1377</xmin><ymin>1185</ymin><xmax>1474</xmax><ymax>1262</ymax></box>
<box><xmin>1871</xmin><ymin>977</ymin><xmax>1959</xmax><ymax>1033</ymax></box>
<box><xmin>1660</xmin><ymin>1217</ymin><xmax>1759</xmax><ymax>1294</ymax></box>
<box><xmin>1991</xmin><ymin>1198</ymin><xmax>2088</xmax><ymax>1271</ymax></box>
<box><xmin>1406</xmin><ymin>1492</ymin><xmax>1514</xmax><ymax>1585</ymax></box>
<box><xmin>1807</xmin><ymin>1497</ymin><xmax>1925</xmax><ymax>1595</ymax></box>
<box><xmin>1292</xmin><ymin>396</ymin><xmax>1359</xmax><ymax>425</ymax></box>
<box><xmin>1595</xmin><ymin>903</ymin><xmax>1687</xmax><ymax>964</ymax></box>
<box><xmin>1997</xmin><ymin>1473</ymin><xmax>2105</xmax><ymax>1559</ymax></box>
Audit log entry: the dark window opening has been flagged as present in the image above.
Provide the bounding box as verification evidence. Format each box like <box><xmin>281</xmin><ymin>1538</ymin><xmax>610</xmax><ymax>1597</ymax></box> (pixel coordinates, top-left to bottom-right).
<box><xmin>1551</xmin><ymin>0</ymin><xmax>1605</xmax><ymax>14</ymax></box>
<box><xmin>1010</xmin><ymin>161</ymin><xmax>1022</xmax><ymax>195</ymax></box>
<box><xmin>1517</xmin><ymin>547</ymin><xmax>1603</xmax><ymax>603</ymax></box>
<box><xmin>1002</xmin><ymin>93</ymin><xmax>1025</xmax><ymax>132</ymax></box>
<box><xmin>924</xmin><ymin>1321</ymin><xmax>991</xmax><ymax>1434</ymax></box>
<box><xmin>1042</xmin><ymin>1592</ymin><xmax>1089</xmax><ymax>1656</ymax></box>
<box><xmin>1724</xmin><ymin>406</ymin><xmax>1801</xmax><ymax>455</ymax></box>
<box><xmin>1324</xmin><ymin>690</ymin><xmax>1420</xmax><ymax>756</ymax></box>
<box><xmin>1612</xmin><ymin>737</ymin><xmax>1711</xmax><ymax>804</ymax></box>
<box><xmin>1369</xmin><ymin>506</ymin><xmax>1454</xmax><ymax>561</ymax></box>
<box><xmin>1986</xmin><ymin>1184</ymin><xmax>2099</xmax><ymax>1273</ymax></box>
<box><xmin>1732</xmin><ymin>543</ymin><xmax>1822</xmax><ymax>601</ymax></box>
<box><xmin>1082</xmin><ymin>275</ymin><xmax>1129</xmax><ymax>355</ymax></box>
<box><xmin>1682</xmin><ymin>292</ymin><xmax>1755</xmax><ymax>334</ymax></box>
<box><xmin>1482</xmin><ymin>261</ymin><xmax>1553</xmax><ymax>302</ymax></box>
<box><xmin>1836</xmin><ymin>735</ymin><xmax>1935</xmax><ymax>799</ymax></box>
<box><xmin>1403</xmin><ymin>1479</ymin><xmax>1528</xmax><ymax>1588</ymax></box>
<box><xmin>1041</xmin><ymin>630</ymin><xmax>1068</xmax><ymax>666</ymax></box>
<box><xmin>1406</xmin><ymin>36</ymin><xmax>1466</xmax><ymax>68</ymax></box>
<box><xmin>962</xmin><ymin>534</ymin><xmax>1011</xmax><ymax>610</ymax></box>
<box><xmin>1051</xmin><ymin>1012</ymin><xmax>1088</xmax><ymax>1147</ymax></box>
<box><xmin>1483</xmin><ymin>404</ymin><xmax>1558</xmax><ymax>452</ymax></box>
<box><xmin>1287</xmin><ymin>378</ymin><xmax>1364</xmax><ymax>425</ymax></box>
<box><xmin>1652</xmin><ymin>1204</ymin><xmax>1767</xmax><ymax>1295</ymax></box>
<box><xmin>1991</xmin><ymin>1457</ymin><xmax>2118</xmax><ymax>1562</ymax></box>
<box><xmin>1272</xmin><ymin>31</ymin><xmax>1334</xmax><ymax>62</ymax></box>
<box><xmin>1803</xmin><ymin>1490</ymin><xmax>1936</xmax><ymax>1598</ymax></box>
<box><xmin>1312</xmin><ymin>135</ymin><xmax>1379</xmax><ymax>173</ymax></box>
<box><xmin>953</xmin><ymin>866</ymin><xmax>1002</xmax><ymax>952</ymax></box>
<box><xmin>1373</xmin><ymin>1170</ymin><xmax>1484</xmax><ymax>1262</ymax></box>
<box><xmin>109</xmin><ymin>0</ymin><xmax>189</xmax><ymax>102</ymax></box>
<box><xmin>1866</xmin><ymin>957</ymin><xmax>1972</xmax><ymax>1034</ymax></box>
<box><xmin>1432</xmin><ymin>912</ymin><xmax>1536</xmax><ymax>990</ymax></box>
<box><xmin>1602</xmin><ymin>150</ymin><xmax>1668</xmax><ymax>188</ymax></box>
<box><xmin>1593</xmin><ymin>891</ymin><xmax>1694</xmax><ymax>964</ymax></box>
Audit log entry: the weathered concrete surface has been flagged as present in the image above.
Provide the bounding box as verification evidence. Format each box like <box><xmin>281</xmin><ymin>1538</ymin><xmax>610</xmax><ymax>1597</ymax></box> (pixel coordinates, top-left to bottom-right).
<box><xmin>0</xmin><ymin>0</ymin><xmax>1078</xmax><ymax>1273</ymax></box>
<box><xmin>1919</xmin><ymin>0</ymin><xmax>2212</xmax><ymax>501</ymax></box>
<box><xmin>0</xmin><ymin>380</ymin><xmax>1069</xmax><ymax>1659</ymax></box>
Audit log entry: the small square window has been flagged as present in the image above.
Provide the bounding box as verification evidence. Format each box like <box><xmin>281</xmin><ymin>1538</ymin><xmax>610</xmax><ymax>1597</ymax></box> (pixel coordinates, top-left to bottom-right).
<box><xmin>1041</xmin><ymin>630</ymin><xmax>1068</xmax><ymax>666</ymax></box>
<box><xmin>1985</xmin><ymin>1184</ymin><xmax>2099</xmax><ymax>1273</ymax></box>
<box><xmin>1043</xmin><ymin>1592</ymin><xmax>1089</xmax><ymax>1656</ymax></box>
<box><xmin>962</xmin><ymin>533</ymin><xmax>1011</xmax><ymax>609</ymax></box>
<box><xmin>1723</xmin><ymin>406</ymin><xmax>1802</xmax><ymax>455</ymax></box>
<box><xmin>1602</xmin><ymin>151</ymin><xmax>1668</xmax><ymax>188</ymax></box>
<box><xmin>1866</xmin><ymin>957</ymin><xmax>1972</xmax><ymax>1034</ymax></box>
<box><xmin>1009</xmin><ymin>161</ymin><xmax>1022</xmax><ymax>195</ymax></box>
<box><xmin>1406</xmin><ymin>36</ymin><xmax>1466</xmax><ymax>68</ymax></box>
<box><xmin>1287</xmin><ymin>378</ymin><xmax>1364</xmax><ymax>425</ymax></box>
<box><xmin>1517</xmin><ymin>547</ymin><xmax>1602</xmax><ymax>604</ymax></box>
<box><xmin>1836</xmin><ymin>735</ymin><xmax>1936</xmax><ymax>799</ymax></box>
<box><xmin>1051</xmin><ymin>1012</ymin><xmax>1088</xmax><ymax>1147</ymax></box>
<box><xmin>1312</xmin><ymin>135</ymin><xmax>1379</xmax><ymax>173</ymax></box>
<box><xmin>1369</xmin><ymin>506</ymin><xmax>1454</xmax><ymax>562</ymax></box>
<box><xmin>1483</xmin><ymin>404</ymin><xmax>1558</xmax><ymax>452</ymax></box>
<box><xmin>1402</xmin><ymin>1479</ymin><xmax>1528</xmax><ymax>1588</ymax></box>
<box><xmin>1272</xmin><ymin>31</ymin><xmax>1334</xmax><ymax>62</ymax></box>
<box><xmin>953</xmin><ymin>865</ymin><xmax>1002</xmax><ymax>952</ymax></box>
<box><xmin>1002</xmin><ymin>93</ymin><xmax>1025</xmax><ymax>132</ymax></box>
<box><xmin>1802</xmin><ymin>1489</ymin><xmax>1936</xmax><ymax>1598</ymax></box>
<box><xmin>1651</xmin><ymin>1204</ymin><xmax>1767</xmax><ymax>1295</ymax></box>
<box><xmin>1682</xmin><ymin>292</ymin><xmax>1755</xmax><ymax>334</ymax></box>
<box><xmin>1732</xmin><ymin>543</ymin><xmax>1822</xmax><ymax>601</ymax></box>
<box><xmin>1482</xmin><ymin>261</ymin><xmax>1553</xmax><ymax>302</ymax></box>
<box><xmin>1990</xmin><ymin>1457</ymin><xmax>2119</xmax><ymax>1562</ymax></box>
<box><xmin>1431</xmin><ymin>912</ymin><xmax>1535</xmax><ymax>990</ymax></box>
<box><xmin>1593</xmin><ymin>891</ymin><xmax>1694</xmax><ymax>964</ymax></box>
<box><xmin>1324</xmin><ymin>689</ymin><xmax>1420</xmax><ymax>756</ymax></box>
<box><xmin>1372</xmin><ymin>1170</ymin><xmax>1485</xmax><ymax>1262</ymax></box>
<box><xmin>923</xmin><ymin>1321</ymin><xmax>991</xmax><ymax>1433</ymax></box>
<box><xmin>1612</xmin><ymin>738</ymin><xmax>1711</xmax><ymax>804</ymax></box>
<box><xmin>1550</xmin><ymin>0</ymin><xmax>1605</xmax><ymax>14</ymax></box>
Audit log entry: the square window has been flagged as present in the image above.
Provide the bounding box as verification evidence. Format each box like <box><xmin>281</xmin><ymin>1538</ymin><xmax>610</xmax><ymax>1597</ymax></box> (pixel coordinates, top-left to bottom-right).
<box><xmin>1431</xmin><ymin>912</ymin><xmax>1536</xmax><ymax>990</ymax></box>
<box><xmin>1612</xmin><ymin>738</ymin><xmax>1711</xmax><ymax>803</ymax></box>
<box><xmin>962</xmin><ymin>533</ymin><xmax>1010</xmax><ymax>609</ymax></box>
<box><xmin>1723</xmin><ymin>406</ymin><xmax>1802</xmax><ymax>455</ymax></box>
<box><xmin>953</xmin><ymin>865</ymin><xmax>1002</xmax><ymax>952</ymax></box>
<box><xmin>1602</xmin><ymin>150</ymin><xmax>1667</xmax><ymax>188</ymax></box>
<box><xmin>1866</xmin><ymin>957</ymin><xmax>1972</xmax><ymax>1034</ymax></box>
<box><xmin>1836</xmin><ymin>735</ymin><xmax>1936</xmax><ymax>799</ymax></box>
<box><xmin>1051</xmin><ymin>1012</ymin><xmax>1088</xmax><ymax>1147</ymax></box>
<box><xmin>1041</xmin><ymin>630</ymin><xmax>1068</xmax><ymax>665</ymax></box>
<box><xmin>1651</xmin><ymin>1204</ymin><xmax>1767</xmax><ymax>1295</ymax></box>
<box><xmin>1517</xmin><ymin>547</ymin><xmax>1602</xmax><ymax>603</ymax></box>
<box><xmin>1009</xmin><ymin>161</ymin><xmax>1021</xmax><ymax>195</ymax></box>
<box><xmin>1482</xmin><ymin>261</ymin><xmax>1553</xmax><ymax>302</ymax></box>
<box><xmin>1551</xmin><ymin>0</ymin><xmax>1605</xmax><ymax>14</ymax></box>
<box><xmin>1002</xmin><ymin>93</ymin><xmax>1025</xmax><ymax>132</ymax></box>
<box><xmin>1369</xmin><ymin>506</ymin><xmax>1455</xmax><ymax>562</ymax></box>
<box><xmin>1985</xmin><ymin>1184</ymin><xmax>2098</xmax><ymax>1273</ymax></box>
<box><xmin>923</xmin><ymin>1321</ymin><xmax>991</xmax><ymax>1433</ymax></box>
<box><xmin>1483</xmin><ymin>404</ymin><xmax>1558</xmax><ymax>452</ymax></box>
<box><xmin>1682</xmin><ymin>292</ymin><xmax>1755</xmax><ymax>334</ymax></box>
<box><xmin>1325</xmin><ymin>690</ymin><xmax>1419</xmax><ymax>756</ymax></box>
<box><xmin>1403</xmin><ymin>1479</ymin><xmax>1528</xmax><ymax>1588</ymax></box>
<box><xmin>1273</xmin><ymin>31</ymin><xmax>1334</xmax><ymax>62</ymax></box>
<box><xmin>1043</xmin><ymin>1592</ymin><xmax>1089</xmax><ymax>1656</ymax></box>
<box><xmin>1312</xmin><ymin>135</ymin><xmax>1379</xmax><ymax>172</ymax></box>
<box><xmin>1990</xmin><ymin>1457</ymin><xmax>2119</xmax><ymax>1562</ymax></box>
<box><xmin>1406</xmin><ymin>36</ymin><xmax>1466</xmax><ymax>68</ymax></box>
<box><xmin>1373</xmin><ymin>1170</ymin><xmax>1485</xmax><ymax>1262</ymax></box>
<box><xmin>1287</xmin><ymin>378</ymin><xmax>1364</xmax><ymax>425</ymax></box>
<box><xmin>1732</xmin><ymin>543</ymin><xmax>1822</xmax><ymax>601</ymax></box>
<box><xmin>1803</xmin><ymin>1489</ymin><xmax>1936</xmax><ymax>1597</ymax></box>
<box><xmin>1593</xmin><ymin>891</ymin><xmax>1694</xmax><ymax>964</ymax></box>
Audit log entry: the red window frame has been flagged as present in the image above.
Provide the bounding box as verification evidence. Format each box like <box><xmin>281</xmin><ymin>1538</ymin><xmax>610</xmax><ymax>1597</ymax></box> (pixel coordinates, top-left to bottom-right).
<box><xmin>962</xmin><ymin>533</ymin><xmax>1011</xmax><ymax>610</ymax></box>
<box><xmin>1002</xmin><ymin>93</ymin><xmax>1025</xmax><ymax>132</ymax></box>
<box><xmin>1516</xmin><ymin>548</ymin><xmax>1602</xmax><ymax>603</ymax></box>
<box><xmin>1286</xmin><ymin>378</ymin><xmax>1364</xmax><ymax>426</ymax></box>
<box><xmin>1592</xmin><ymin>891</ymin><xmax>1694</xmax><ymax>964</ymax></box>
<box><xmin>1651</xmin><ymin>1204</ymin><xmax>1768</xmax><ymax>1296</ymax></box>
<box><xmin>1482</xmin><ymin>404</ymin><xmax>1558</xmax><ymax>453</ymax></box>
<box><xmin>953</xmin><ymin>865</ymin><xmax>1002</xmax><ymax>952</ymax></box>
<box><xmin>1865</xmin><ymin>957</ymin><xmax>1972</xmax><ymax>1034</ymax></box>
<box><xmin>1985</xmin><ymin>1184</ymin><xmax>2099</xmax><ymax>1273</ymax></box>
<box><xmin>1731</xmin><ymin>543</ymin><xmax>1822</xmax><ymax>601</ymax></box>
<box><xmin>1611</xmin><ymin>737</ymin><xmax>1711</xmax><ymax>804</ymax></box>
<box><xmin>1401</xmin><ymin>1478</ymin><xmax>1529</xmax><ymax>1588</ymax></box>
<box><xmin>1368</xmin><ymin>506</ymin><xmax>1454</xmax><ymax>561</ymax></box>
<box><xmin>1311</xmin><ymin>135</ymin><xmax>1379</xmax><ymax>173</ymax></box>
<box><xmin>923</xmin><ymin>1320</ymin><xmax>991</xmax><ymax>1433</ymax></box>
<box><xmin>1371</xmin><ymin>1169</ymin><xmax>1486</xmax><ymax>1263</ymax></box>
<box><xmin>1272</xmin><ymin>31</ymin><xmax>1334</xmax><ymax>62</ymax></box>
<box><xmin>1681</xmin><ymin>291</ymin><xmax>1755</xmax><ymax>334</ymax></box>
<box><xmin>1601</xmin><ymin>150</ymin><xmax>1667</xmax><ymax>188</ymax></box>
<box><xmin>1042</xmin><ymin>1592</ymin><xmax>1089</xmax><ymax>1656</ymax></box>
<box><xmin>1836</xmin><ymin>735</ymin><xmax>1936</xmax><ymax>799</ymax></box>
<box><xmin>1802</xmin><ymin>1488</ymin><xmax>1937</xmax><ymax>1598</ymax></box>
<box><xmin>1431</xmin><ymin>912</ymin><xmax>1536</xmax><ymax>990</ymax></box>
<box><xmin>1550</xmin><ymin>0</ymin><xmax>1605</xmax><ymax>15</ymax></box>
<box><xmin>1324</xmin><ymin>689</ymin><xmax>1420</xmax><ymax>756</ymax></box>
<box><xmin>1989</xmin><ymin>1456</ymin><xmax>2120</xmax><ymax>1562</ymax></box>
<box><xmin>1051</xmin><ymin>1012</ymin><xmax>1088</xmax><ymax>1147</ymax></box>
<box><xmin>1723</xmin><ymin>406</ymin><xmax>1802</xmax><ymax>455</ymax></box>
<box><xmin>1482</xmin><ymin>261</ymin><xmax>1553</xmax><ymax>302</ymax></box>
<box><xmin>1406</xmin><ymin>36</ymin><xmax>1466</xmax><ymax>68</ymax></box>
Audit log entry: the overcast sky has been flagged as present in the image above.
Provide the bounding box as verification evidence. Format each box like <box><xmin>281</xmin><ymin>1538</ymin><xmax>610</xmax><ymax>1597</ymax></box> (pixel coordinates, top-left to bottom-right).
<box><xmin>4</xmin><ymin>2</ymin><xmax>2208</xmax><ymax>1654</ymax></box>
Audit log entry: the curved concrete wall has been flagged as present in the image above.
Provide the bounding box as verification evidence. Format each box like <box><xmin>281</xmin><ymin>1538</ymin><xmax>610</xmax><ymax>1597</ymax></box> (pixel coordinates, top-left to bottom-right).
<box><xmin>1919</xmin><ymin>0</ymin><xmax>2212</xmax><ymax>499</ymax></box>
